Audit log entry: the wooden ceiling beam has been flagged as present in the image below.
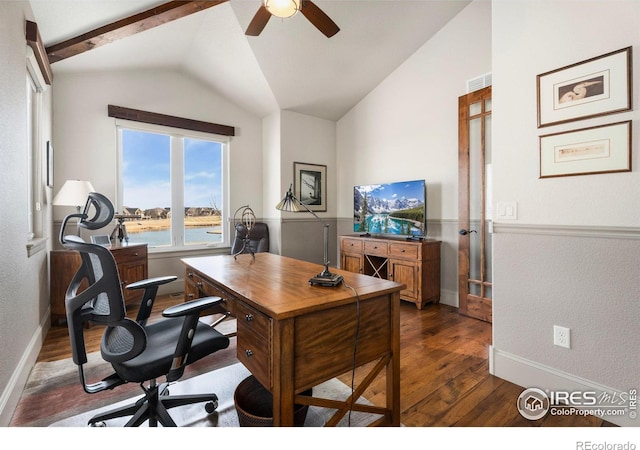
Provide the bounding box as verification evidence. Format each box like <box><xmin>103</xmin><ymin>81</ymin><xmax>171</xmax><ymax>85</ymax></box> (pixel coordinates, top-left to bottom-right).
<box><xmin>46</xmin><ymin>1</ymin><xmax>228</xmax><ymax>64</ymax></box>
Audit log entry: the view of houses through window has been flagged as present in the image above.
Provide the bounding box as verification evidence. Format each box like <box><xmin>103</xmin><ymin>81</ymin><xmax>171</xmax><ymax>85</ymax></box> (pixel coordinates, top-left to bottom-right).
<box><xmin>118</xmin><ymin>126</ymin><xmax>227</xmax><ymax>249</ymax></box>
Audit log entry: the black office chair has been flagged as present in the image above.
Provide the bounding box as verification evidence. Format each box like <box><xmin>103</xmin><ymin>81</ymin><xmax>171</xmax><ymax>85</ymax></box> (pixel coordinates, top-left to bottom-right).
<box><xmin>230</xmin><ymin>222</ymin><xmax>269</xmax><ymax>256</ymax></box>
<box><xmin>60</xmin><ymin>193</ymin><xmax>230</xmax><ymax>427</ymax></box>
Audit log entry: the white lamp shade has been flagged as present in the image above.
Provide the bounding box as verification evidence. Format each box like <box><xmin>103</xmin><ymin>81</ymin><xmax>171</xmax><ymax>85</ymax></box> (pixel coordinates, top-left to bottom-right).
<box><xmin>264</xmin><ymin>0</ymin><xmax>301</xmax><ymax>18</ymax></box>
<box><xmin>52</xmin><ymin>180</ymin><xmax>95</xmax><ymax>208</ymax></box>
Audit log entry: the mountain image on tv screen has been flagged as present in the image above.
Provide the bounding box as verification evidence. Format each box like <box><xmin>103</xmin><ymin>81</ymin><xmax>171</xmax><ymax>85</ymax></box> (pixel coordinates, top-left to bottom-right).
<box><xmin>353</xmin><ymin>179</ymin><xmax>426</xmax><ymax>237</ymax></box>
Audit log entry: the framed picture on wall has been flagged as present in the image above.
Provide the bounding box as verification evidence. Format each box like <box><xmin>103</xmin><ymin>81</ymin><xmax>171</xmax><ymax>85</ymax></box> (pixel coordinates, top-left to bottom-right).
<box><xmin>46</xmin><ymin>141</ymin><xmax>54</xmax><ymax>188</ymax></box>
<box><xmin>536</xmin><ymin>47</ymin><xmax>632</xmax><ymax>128</ymax></box>
<box><xmin>294</xmin><ymin>162</ymin><xmax>327</xmax><ymax>212</ymax></box>
<box><xmin>539</xmin><ymin>120</ymin><xmax>631</xmax><ymax>178</ymax></box>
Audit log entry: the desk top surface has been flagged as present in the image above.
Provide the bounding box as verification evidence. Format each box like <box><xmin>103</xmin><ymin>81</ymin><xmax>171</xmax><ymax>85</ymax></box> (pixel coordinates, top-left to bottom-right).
<box><xmin>182</xmin><ymin>253</ymin><xmax>404</xmax><ymax>319</ymax></box>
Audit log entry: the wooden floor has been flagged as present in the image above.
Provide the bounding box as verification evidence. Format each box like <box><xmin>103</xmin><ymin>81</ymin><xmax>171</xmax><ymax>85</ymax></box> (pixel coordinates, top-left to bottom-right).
<box><xmin>34</xmin><ymin>294</ymin><xmax>610</xmax><ymax>427</ymax></box>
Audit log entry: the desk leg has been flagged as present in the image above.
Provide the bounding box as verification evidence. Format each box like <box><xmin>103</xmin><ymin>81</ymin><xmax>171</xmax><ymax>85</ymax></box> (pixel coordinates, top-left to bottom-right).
<box><xmin>388</xmin><ymin>291</ymin><xmax>401</xmax><ymax>426</ymax></box>
<box><xmin>272</xmin><ymin>318</ymin><xmax>295</xmax><ymax>426</ymax></box>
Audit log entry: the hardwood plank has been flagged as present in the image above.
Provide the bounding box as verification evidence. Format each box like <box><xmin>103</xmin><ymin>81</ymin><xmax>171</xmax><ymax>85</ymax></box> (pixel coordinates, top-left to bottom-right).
<box><xmin>46</xmin><ymin>1</ymin><xmax>228</xmax><ymax>63</ymax></box>
<box><xmin>32</xmin><ymin>299</ymin><xmax>613</xmax><ymax>427</ymax></box>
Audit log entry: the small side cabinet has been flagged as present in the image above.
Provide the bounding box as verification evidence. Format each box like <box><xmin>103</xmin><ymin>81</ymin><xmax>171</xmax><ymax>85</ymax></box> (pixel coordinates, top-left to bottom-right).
<box><xmin>50</xmin><ymin>243</ymin><xmax>148</xmax><ymax>325</ymax></box>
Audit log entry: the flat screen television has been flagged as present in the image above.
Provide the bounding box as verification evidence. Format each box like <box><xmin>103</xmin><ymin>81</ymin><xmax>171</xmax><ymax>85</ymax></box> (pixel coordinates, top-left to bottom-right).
<box><xmin>353</xmin><ymin>179</ymin><xmax>426</xmax><ymax>238</ymax></box>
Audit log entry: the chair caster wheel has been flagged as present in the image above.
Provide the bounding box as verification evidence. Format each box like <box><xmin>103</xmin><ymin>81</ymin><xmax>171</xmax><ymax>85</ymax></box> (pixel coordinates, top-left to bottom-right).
<box><xmin>205</xmin><ymin>400</ymin><xmax>218</xmax><ymax>414</ymax></box>
<box><xmin>90</xmin><ymin>421</ymin><xmax>107</xmax><ymax>427</ymax></box>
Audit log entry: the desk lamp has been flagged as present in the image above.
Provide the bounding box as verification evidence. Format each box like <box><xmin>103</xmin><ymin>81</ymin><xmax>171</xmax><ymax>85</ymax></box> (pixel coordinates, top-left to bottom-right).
<box><xmin>276</xmin><ymin>185</ymin><xmax>343</xmax><ymax>287</ymax></box>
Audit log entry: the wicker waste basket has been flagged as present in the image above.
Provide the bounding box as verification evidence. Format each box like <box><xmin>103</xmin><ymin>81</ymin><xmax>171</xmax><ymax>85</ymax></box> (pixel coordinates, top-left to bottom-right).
<box><xmin>234</xmin><ymin>375</ymin><xmax>312</xmax><ymax>426</ymax></box>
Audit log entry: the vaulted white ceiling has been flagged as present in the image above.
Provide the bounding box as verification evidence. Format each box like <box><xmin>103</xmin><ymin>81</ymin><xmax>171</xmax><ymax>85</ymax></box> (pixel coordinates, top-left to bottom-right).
<box><xmin>30</xmin><ymin>0</ymin><xmax>470</xmax><ymax>121</ymax></box>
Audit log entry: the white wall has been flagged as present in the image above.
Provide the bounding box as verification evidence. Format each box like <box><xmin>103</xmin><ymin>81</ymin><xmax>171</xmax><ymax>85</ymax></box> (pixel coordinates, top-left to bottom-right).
<box><xmin>52</xmin><ymin>69</ymin><xmax>264</xmax><ymax>222</ymax></box>
<box><xmin>51</xmin><ymin>70</ymin><xmax>265</xmax><ymax>280</ymax></box>
<box><xmin>491</xmin><ymin>0</ymin><xmax>640</xmax><ymax>426</ymax></box>
<box><xmin>336</xmin><ymin>0</ymin><xmax>492</xmax><ymax>305</ymax></box>
<box><xmin>278</xmin><ymin>110</ymin><xmax>339</xmax><ymax>265</ymax></box>
<box><xmin>0</xmin><ymin>1</ymin><xmax>53</xmax><ymax>426</ymax></box>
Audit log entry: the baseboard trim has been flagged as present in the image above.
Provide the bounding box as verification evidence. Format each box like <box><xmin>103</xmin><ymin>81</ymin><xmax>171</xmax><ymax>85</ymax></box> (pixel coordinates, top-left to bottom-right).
<box><xmin>0</xmin><ymin>310</ymin><xmax>49</xmax><ymax>426</ymax></box>
<box><xmin>490</xmin><ymin>347</ymin><xmax>637</xmax><ymax>427</ymax></box>
<box><xmin>438</xmin><ymin>288</ymin><xmax>458</xmax><ymax>308</ymax></box>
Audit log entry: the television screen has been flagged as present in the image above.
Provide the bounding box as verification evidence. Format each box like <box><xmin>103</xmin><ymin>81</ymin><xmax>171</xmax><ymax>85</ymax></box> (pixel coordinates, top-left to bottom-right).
<box><xmin>353</xmin><ymin>179</ymin><xmax>426</xmax><ymax>238</ymax></box>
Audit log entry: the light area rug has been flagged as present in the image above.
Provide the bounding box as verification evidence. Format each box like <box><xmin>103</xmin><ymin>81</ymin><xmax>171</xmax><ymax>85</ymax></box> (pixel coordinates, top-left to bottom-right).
<box><xmin>49</xmin><ymin>362</ymin><xmax>376</xmax><ymax>427</ymax></box>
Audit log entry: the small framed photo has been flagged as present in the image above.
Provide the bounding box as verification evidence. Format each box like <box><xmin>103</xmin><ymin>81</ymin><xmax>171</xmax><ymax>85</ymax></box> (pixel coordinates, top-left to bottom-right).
<box><xmin>46</xmin><ymin>141</ymin><xmax>54</xmax><ymax>188</ymax></box>
<box><xmin>90</xmin><ymin>235</ymin><xmax>111</xmax><ymax>247</ymax></box>
<box><xmin>537</xmin><ymin>47</ymin><xmax>632</xmax><ymax>128</ymax></box>
<box><xmin>294</xmin><ymin>162</ymin><xmax>327</xmax><ymax>212</ymax></box>
<box><xmin>539</xmin><ymin>121</ymin><xmax>631</xmax><ymax>178</ymax></box>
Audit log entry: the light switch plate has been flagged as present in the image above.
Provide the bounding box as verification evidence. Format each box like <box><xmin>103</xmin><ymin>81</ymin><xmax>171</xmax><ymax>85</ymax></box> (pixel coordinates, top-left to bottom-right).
<box><xmin>496</xmin><ymin>201</ymin><xmax>517</xmax><ymax>220</ymax></box>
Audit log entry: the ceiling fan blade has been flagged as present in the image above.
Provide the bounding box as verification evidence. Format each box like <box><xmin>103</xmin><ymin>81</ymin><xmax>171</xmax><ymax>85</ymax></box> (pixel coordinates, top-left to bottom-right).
<box><xmin>246</xmin><ymin>5</ymin><xmax>271</xmax><ymax>36</ymax></box>
<box><xmin>301</xmin><ymin>0</ymin><xmax>340</xmax><ymax>37</ymax></box>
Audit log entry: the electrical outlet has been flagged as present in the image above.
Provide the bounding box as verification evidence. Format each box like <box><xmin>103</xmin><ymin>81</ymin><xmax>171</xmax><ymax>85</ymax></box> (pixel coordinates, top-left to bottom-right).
<box><xmin>553</xmin><ymin>325</ymin><xmax>571</xmax><ymax>349</ymax></box>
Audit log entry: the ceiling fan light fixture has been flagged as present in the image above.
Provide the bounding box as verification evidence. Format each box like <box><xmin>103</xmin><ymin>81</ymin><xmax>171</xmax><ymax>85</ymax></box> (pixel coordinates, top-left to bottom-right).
<box><xmin>264</xmin><ymin>0</ymin><xmax>301</xmax><ymax>19</ymax></box>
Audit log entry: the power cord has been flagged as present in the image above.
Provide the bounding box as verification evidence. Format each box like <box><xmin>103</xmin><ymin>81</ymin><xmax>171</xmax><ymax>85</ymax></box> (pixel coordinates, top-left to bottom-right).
<box><xmin>341</xmin><ymin>278</ymin><xmax>361</xmax><ymax>427</ymax></box>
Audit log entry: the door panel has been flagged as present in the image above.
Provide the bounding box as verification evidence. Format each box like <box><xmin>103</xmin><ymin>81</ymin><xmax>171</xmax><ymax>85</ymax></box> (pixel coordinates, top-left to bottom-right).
<box><xmin>458</xmin><ymin>86</ymin><xmax>492</xmax><ymax>323</ymax></box>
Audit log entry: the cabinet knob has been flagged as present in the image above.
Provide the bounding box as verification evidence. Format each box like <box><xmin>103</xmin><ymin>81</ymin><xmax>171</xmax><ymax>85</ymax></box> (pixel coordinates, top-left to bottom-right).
<box><xmin>188</xmin><ymin>272</ymin><xmax>194</xmax><ymax>278</ymax></box>
<box><xmin>196</xmin><ymin>282</ymin><xmax>203</xmax><ymax>287</ymax></box>
<box><xmin>245</xmin><ymin>349</ymin><xmax>253</xmax><ymax>357</ymax></box>
<box><xmin>187</xmin><ymin>294</ymin><xmax>194</xmax><ymax>299</ymax></box>
<box><xmin>245</xmin><ymin>314</ymin><xmax>253</xmax><ymax>322</ymax></box>
<box><xmin>401</xmin><ymin>249</ymin><xmax>405</xmax><ymax>253</ymax></box>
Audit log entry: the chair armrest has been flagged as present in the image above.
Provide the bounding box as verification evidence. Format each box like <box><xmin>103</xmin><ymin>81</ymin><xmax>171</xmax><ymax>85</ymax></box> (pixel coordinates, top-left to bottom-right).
<box><xmin>125</xmin><ymin>276</ymin><xmax>178</xmax><ymax>325</ymax></box>
<box><xmin>162</xmin><ymin>296</ymin><xmax>223</xmax><ymax>318</ymax></box>
<box><xmin>125</xmin><ymin>275</ymin><xmax>177</xmax><ymax>291</ymax></box>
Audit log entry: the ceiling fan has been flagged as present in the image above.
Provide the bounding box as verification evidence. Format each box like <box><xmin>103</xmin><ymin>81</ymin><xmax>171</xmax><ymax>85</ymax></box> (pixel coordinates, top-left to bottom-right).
<box><xmin>246</xmin><ymin>0</ymin><xmax>340</xmax><ymax>38</ymax></box>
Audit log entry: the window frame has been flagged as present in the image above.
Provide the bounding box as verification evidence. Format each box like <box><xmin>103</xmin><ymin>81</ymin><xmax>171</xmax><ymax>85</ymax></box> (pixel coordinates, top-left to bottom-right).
<box><xmin>115</xmin><ymin>119</ymin><xmax>230</xmax><ymax>253</ymax></box>
<box><xmin>26</xmin><ymin>45</ymin><xmax>48</xmax><ymax>256</ymax></box>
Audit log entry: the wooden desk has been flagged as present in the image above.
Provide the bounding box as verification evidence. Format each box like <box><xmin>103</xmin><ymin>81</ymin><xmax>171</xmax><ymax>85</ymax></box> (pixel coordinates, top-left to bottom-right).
<box><xmin>181</xmin><ymin>253</ymin><xmax>403</xmax><ymax>426</ymax></box>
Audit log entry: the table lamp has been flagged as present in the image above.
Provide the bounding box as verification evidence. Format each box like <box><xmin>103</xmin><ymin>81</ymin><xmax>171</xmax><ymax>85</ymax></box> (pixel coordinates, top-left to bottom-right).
<box><xmin>53</xmin><ymin>179</ymin><xmax>95</xmax><ymax>237</ymax></box>
<box><xmin>52</xmin><ymin>180</ymin><xmax>95</xmax><ymax>212</ymax></box>
<box><xmin>276</xmin><ymin>184</ymin><xmax>343</xmax><ymax>287</ymax></box>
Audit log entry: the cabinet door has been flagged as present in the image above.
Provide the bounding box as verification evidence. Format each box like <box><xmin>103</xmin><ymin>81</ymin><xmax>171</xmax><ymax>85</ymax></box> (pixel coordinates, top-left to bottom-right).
<box><xmin>389</xmin><ymin>259</ymin><xmax>419</xmax><ymax>302</ymax></box>
<box><xmin>341</xmin><ymin>253</ymin><xmax>363</xmax><ymax>273</ymax></box>
<box><xmin>120</xmin><ymin>262</ymin><xmax>147</xmax><ymax>304</ymax></box>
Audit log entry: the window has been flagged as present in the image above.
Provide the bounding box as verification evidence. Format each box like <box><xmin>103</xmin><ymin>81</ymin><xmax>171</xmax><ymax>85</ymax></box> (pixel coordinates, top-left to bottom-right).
<box><xmin>26</xmin><ymin>44</ymin><xmax>47</xmax><ymax>255</ymax></box>
<box><xmin>116</xmin><ymin>122</ymin><xmax>229</xmax><ymax>251</ymax></box>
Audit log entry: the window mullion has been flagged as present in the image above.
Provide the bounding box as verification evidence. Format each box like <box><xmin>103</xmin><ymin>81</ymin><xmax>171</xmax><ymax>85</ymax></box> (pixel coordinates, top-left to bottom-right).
<box><xmin>171</xmin><ymin>136</ymin><xmax>185</xmax><ymax>247</ymax></box>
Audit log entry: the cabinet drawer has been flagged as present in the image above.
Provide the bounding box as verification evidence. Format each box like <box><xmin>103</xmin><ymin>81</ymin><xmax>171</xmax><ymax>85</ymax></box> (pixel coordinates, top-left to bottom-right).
<box><xmin>341</xmin><ymin>238</ymin><xmax>363</xmax><ymax>253</ymax></box>
<box><xmin>236</xmin><ymin>301</ymin><xmax>271</xmax><ymax>387</ymax></box>
<box><xmin>389</xmin><ymin>243</ymin><xmax>419</xmax><ymax>260</ymax></box>
<box><xmin>236</xmin><ymin>301</ymin><xmax>270</xmax><ymax>339</ymax></box>
<box><xmin>112</xmin><ymin>245</ymin><xmax>147</xmax><ymax>264</ymax></box>
<box><xmin>185</xmin><ymin>270</ymin><xmax>235</xmax><ymax>315</ymax></box>
<box><xmin>364</xmin><ymin>241</ymin><xmax>388</xmax><ymax>257</ymax></box>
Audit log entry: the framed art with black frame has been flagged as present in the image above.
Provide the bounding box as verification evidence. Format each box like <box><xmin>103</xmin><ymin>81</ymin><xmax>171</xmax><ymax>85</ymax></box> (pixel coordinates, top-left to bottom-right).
<box><xmin>294</xmin><ymin>162</ymin><xmax>327</xmax><ymax>212</ymax></box>
<box><xmin>46</xmin><ymin>141</ymin><xmax>54</xmax><ymax>188</ymax></box>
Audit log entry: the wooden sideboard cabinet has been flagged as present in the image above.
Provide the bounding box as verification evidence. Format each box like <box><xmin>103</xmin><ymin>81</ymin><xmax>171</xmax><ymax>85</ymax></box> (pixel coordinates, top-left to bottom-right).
<box><xmin>50</xmin><ymin>243</ymin><xmax>148</xmax><ymax>325</ymax></box>
<box><xmin>340</xmin><ymin>235</ymin><xmax>441</xmax><ymax>309</ymax></box>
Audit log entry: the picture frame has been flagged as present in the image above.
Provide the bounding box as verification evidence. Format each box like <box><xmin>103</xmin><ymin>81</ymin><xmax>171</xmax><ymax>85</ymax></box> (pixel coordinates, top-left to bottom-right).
<box><xmin>536</xmin><ymin>47</ymin><xmax>632</xmax><ymax>128</ymax></box>
<box><xmin>46</xmin><ymin>140</ymin><xmax>54</xmax><ymax>188</ymax></box>
<box><xmin>293</xmin><ymin>162</ymin><xmax>327</xmax><ymax>212</ymax></box>
<box><xmin>539</xmin><ymin>120</ymin><xmax>631</xmax><ymax>178</ymax></box>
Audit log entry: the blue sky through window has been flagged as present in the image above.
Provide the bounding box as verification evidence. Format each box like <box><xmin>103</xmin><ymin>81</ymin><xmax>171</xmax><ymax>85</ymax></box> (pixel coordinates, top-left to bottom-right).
<box><xmin>122</xmin><ymin>129</ymin><xmax>222</xmax><ymax>211</ymax></box>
